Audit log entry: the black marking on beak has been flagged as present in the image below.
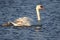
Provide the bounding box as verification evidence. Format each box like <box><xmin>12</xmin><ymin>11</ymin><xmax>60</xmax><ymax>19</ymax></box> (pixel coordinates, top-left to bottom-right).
<box><xmin>40</xmin><ymin>6</ymin><xmax>43</xmax><ymax>8</ymax></box>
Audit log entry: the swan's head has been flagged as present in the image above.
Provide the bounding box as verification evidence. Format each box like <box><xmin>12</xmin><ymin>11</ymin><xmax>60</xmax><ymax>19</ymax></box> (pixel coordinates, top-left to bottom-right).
<box><xmin>36</xmin><ymin>5</ymin><xmax>43</xmax><ymax>10</ymax></box>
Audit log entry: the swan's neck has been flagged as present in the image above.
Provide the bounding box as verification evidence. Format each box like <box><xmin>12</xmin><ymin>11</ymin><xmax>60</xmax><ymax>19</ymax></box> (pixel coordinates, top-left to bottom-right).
<box><xmin>36</xmin><ymin>9</ymin><xmax>40</xmax><ymax>21</ymax></box>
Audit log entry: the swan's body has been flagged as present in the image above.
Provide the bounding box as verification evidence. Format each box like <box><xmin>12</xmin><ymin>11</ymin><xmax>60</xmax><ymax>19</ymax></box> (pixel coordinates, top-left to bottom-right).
<box><xmin>2</xmin><ymin>5</ymin><xmax>43</xmax><ymax>26</ymax></box>
<box><xmin>11</xmin><ymin>17</ymin><xmax>33</xmax><ymax>26</ymax></box>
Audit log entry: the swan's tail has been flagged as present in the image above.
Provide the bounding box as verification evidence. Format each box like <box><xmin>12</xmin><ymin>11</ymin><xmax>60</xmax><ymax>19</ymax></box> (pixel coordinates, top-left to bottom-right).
<box><xmin>2</xmin><ymin>22</ymin><xmax>13</xmax><ymax>26</ymax></box>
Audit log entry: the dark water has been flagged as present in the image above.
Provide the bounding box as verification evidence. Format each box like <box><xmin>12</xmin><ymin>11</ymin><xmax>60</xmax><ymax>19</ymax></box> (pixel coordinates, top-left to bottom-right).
<box><xmin>0</xmin><ymin>0</ymin><xmax>60</xmax><ymax>40</ymax></box>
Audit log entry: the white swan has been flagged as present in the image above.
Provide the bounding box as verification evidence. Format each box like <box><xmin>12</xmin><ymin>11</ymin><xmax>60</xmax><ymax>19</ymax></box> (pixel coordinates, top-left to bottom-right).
<box><xmin>2</xmin><ymin>5</ymin><xmax>43</xmax><ymax>26</ymax></box>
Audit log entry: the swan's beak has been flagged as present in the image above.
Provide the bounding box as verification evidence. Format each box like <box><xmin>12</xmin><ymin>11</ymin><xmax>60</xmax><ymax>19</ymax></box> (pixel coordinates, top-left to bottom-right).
<box><xmin>40</xmin><ymin>5</ymin><xmax>44</xmax><ymax>10</ymax></box>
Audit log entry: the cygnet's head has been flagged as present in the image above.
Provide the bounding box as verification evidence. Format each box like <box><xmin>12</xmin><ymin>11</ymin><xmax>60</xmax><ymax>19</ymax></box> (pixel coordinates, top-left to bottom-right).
<box><xmin>36</xmin><ymin>5</ymin><xmax>44</xmax><ymax>10</ymax></box>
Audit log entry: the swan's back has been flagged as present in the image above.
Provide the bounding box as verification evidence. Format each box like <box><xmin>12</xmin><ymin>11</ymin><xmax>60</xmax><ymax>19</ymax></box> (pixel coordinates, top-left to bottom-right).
<box><xmin>13</xmin><ymin>17</ymin><xmax>33</xmax><ymax>26</ymax></box>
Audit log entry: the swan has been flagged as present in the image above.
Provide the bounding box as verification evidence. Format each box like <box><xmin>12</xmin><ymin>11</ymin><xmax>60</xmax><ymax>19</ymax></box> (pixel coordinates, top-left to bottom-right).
<box><xmin>2</xmin><ymin>5</ymin><xmax>43</xmax><ymax>26</ymax></box>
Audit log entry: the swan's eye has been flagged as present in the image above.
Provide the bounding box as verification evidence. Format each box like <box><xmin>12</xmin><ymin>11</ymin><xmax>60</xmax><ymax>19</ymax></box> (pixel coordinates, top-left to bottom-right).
<box><xmin>40</xmin><ymin>6</ymin><xmax>43</xmax><ymax>8</ymax></box>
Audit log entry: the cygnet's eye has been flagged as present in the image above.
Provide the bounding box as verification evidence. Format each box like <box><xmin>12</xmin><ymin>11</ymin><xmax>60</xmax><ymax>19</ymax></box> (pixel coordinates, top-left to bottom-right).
<box><xmin>40</xmin><ymin>6</ymin><xmax>43</xmax><ymax>8</ymax></box>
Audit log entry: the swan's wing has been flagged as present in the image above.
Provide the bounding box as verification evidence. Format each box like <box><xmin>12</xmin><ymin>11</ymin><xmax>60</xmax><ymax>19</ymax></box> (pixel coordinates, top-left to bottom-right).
<box><xmin>23</xmin><ymin>17</ymin><xmax>34</xmax><ymax>21</ymax></box>
<box><xmin>13</xmin><ymin>18</ymin><xmax>22</xmax><ymax>23</ymax></box>
<box><xmin>12</xmin><ymin>17</ymin><xmax>33</xmax><ymax>26</ymax></box>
